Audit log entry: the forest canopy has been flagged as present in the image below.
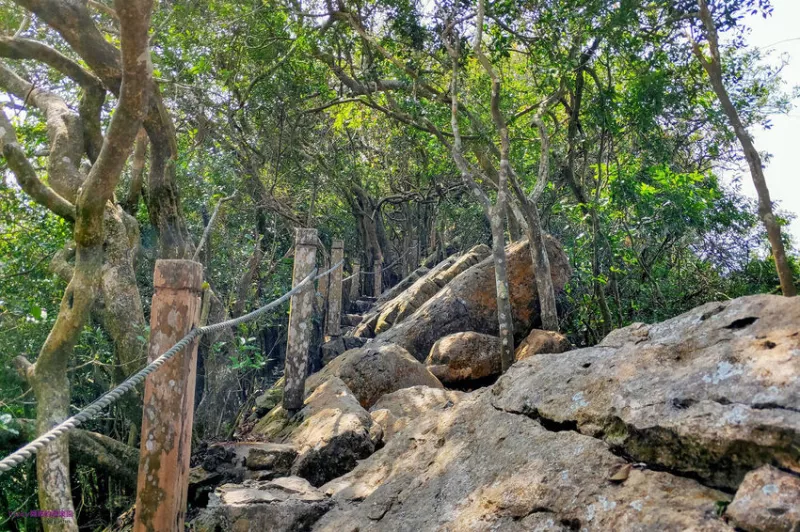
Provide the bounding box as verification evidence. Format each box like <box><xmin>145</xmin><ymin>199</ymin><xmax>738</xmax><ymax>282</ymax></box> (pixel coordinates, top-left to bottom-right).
<box><xmin>0</xmin><ymin>0</ymin><xmax>798</xmax><ymax>529</ymax></box>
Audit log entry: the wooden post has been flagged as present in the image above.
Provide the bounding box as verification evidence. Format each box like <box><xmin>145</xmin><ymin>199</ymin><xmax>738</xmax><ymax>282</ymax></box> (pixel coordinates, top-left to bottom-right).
<box><xmin>373</xmin><ymin>258</ymin><xmax>383</xmax><ymax>297</ymax></box>
<box><xmin>283</xmin><ymin>228</ymin><xmax>318</xmax><ymax>413</ymax></box>
<box><xmin>349</xmin><ymin>260</ymin><xmax>361</xmax><ymax>304</ymax></box>
<box><xmin>134</xmin><ymin>260</ymin><xmax>203</xmax><ymax>532</ymax></box>
<box><xmin>325</xmin><ymin>240</ymin><xmax>344</xmax><ymax>338</ymax></box>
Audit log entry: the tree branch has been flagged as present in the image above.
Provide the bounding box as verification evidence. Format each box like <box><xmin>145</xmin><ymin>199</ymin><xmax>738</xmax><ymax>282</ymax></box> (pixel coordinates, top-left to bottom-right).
<box><xmin>74</xmin><ymin>0</ymin><xmax>154</xmax><ymax>248</ymax></box>
<box><xmin>0</xmin><ymin>37</ymin><xmax>104</xmax><ymax>91</ymax></box>
<box><xmin>0</xmin><ymin>109</ymin><xmax>76</xmax><ymax>221</ymax></box>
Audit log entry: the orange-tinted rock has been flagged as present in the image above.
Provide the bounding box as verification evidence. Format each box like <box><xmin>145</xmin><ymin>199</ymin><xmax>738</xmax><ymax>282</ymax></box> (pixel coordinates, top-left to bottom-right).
<box><xmin>514</xmin><ymin>329</ymin><xmax>572</xmax><ymax>361</ymax></box>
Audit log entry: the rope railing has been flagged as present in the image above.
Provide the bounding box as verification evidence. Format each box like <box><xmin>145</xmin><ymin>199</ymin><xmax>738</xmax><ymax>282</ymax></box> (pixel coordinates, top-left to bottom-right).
<box><xmin>0</xmin><ymin>259</ymin><xmax>344</xmax><ymax>475</ymax></box>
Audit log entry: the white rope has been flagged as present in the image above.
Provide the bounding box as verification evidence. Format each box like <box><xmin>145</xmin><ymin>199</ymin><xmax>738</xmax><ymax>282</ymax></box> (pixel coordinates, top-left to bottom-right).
<box><xmin>0</xmin><ymin>259</ymin><xmax>343</xmax><ymax>475</ymax></box>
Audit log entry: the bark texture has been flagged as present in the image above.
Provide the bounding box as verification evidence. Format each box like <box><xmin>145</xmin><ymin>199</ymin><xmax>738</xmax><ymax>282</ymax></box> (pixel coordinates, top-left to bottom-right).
<box><xmin>692</xmin><ymin>0</ymin><xmax>796</xmax><ymax>297</ymax></box>
<box><xmin>1</xmin><ymin>1</ymin><xmax>154</xmax><ymax>529</ymax></box>
<box><xmin>283</xmin><ymin>229</ymin><xmax>318</xmax><ymax>413</ymax></box>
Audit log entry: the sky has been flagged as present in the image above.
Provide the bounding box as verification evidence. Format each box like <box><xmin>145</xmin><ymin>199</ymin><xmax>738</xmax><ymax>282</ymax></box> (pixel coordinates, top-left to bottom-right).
<box><xmin>735</xmin><ymin>0</ymin><xmax>800</xmax><ymax>244</ymax></box>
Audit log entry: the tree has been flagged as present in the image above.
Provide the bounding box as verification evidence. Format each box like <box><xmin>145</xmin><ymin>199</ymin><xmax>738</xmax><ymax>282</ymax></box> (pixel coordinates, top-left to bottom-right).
<box><xmin>689</xmin><ymin>0</ymin><xmax>796</xmax><ymax>297</ymax></box>
<box><xmin>0</xmin><ymin>0</ymin><xmax>153</xmax><ymax>528</ymax></box>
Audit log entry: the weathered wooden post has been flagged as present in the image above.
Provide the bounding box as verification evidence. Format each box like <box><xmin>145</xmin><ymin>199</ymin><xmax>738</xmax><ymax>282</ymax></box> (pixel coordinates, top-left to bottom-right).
<box><xmin>134</xmin><ymin>260</ymin><xmax>203</xmax><ymax>532</ymax></box>
<box><xmin>373</xmin><ymin>258</ymin><xmax>383</xmax><ymax>297</ymax></box>
<box><xmin>325</xmin><ymin>239</ymin><xmax>344</xmax><ymax>338</ymax></box>
<box><xmin>349</xmin><ymin>260</ymin><xmax>361</xmax><ymax>304</ymax></box>
<box><xmin>283</xmin><ymin>228</ymin><xmax>318</xmax><ymax>413</ymax></box>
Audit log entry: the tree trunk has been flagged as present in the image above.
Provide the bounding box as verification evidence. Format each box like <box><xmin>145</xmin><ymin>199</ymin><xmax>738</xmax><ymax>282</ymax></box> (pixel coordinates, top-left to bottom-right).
<box><xmin>511</xmin><ymin>199</ymin><xmax>559</xmax><ymax>331</ymax></box>
<box><xmin>488</xmin><ymin>207</ymin><xmax>515</xmax><ymax>371</ymax></box>
<box><xmin>693</xmin><ymin>0</ymin><xmax>796</xmax><ymax>297</ymax></box>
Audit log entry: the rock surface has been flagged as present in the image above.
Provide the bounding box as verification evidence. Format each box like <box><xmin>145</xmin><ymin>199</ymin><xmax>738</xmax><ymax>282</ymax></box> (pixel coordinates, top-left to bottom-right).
<box><xmin>373</xmin><ymin>244</ymin><xmax>491</xmax><ymax>335</ymax></box>
<box><xmin>425</xmin><ymin>332</ymin><xmax>502</xmax><ymax>385</ymax></box>
<box><xmin>491</xmin><ymin>294</ymin><xmax>800</xmax><ymax>490</ymax></box>
<box><xmin>315</xmin><ymin>391</ymin><xmax>733</xmax><ymax>531</ymax></box>
<box><xmin>252</xmin><ymin>378</ymin><xmax>375</xmax><ymax>486</ymax></box>
<box><xmin>320</xmin><ymin>336</ymin><xmax>368</xmax><ymax>366</ymax></box>
<box><xmin>514</xmin><ymin>328</ymin><xmax>572</xmax><ymax>361</ymax></box>
<box><xmin>726</xmin><ymin>465</ymin><xmax>800</xmax><ymax>532</ymax></box>
<box><xmin>369</xmin><ymin>386</ymin><xmax>465</xmax><ymax>443</ymax></box>
<box><xmin>194</xmin><ymin>476</ymin><xmax>333</xmax><ymax>532</ymax></box>
<box><xmin>306</xmin><ymin>342</ymin><xmax>443</xmax><ymax>409</ymax></box>
<box><xmin>374</xmin><ymin>265</ymin><xmax>430</xmax><ymax>305</ymax></box>
<box><xmin>222</xmin><ymin>294</ymin><xmax>798</xmax><ymax>531</ymax></box>
<box><xmin>253</xmin><ymin>379</ymin><xmax>284</xmax><ymax>417</ymax></box>
<box><xmin>354</xmin><ymin>255</ymin><xmax>458</xmax><ymax>337</ymax></box>
<box><xmin>380</xmin><ymin>237</ymin><xmax>570</xmax><ymax>360</ymax></box>
<box><xmin>209</xmin><ymin>441</ymin><xmax>298</xmax><ymax>480</ymax></box>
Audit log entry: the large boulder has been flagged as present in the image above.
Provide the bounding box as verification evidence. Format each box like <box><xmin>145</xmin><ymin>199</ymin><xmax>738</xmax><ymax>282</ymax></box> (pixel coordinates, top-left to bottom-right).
<box><xmin>306</xmin><ymin>342</ymin><xmax>443</xmax><ymax>409</ymax></box>
<box><xmin>251</xmin><ymin>378</ymin><xmax>375</xmax><ymax>486</ymax></box>
<box><xmin>373</xmin><ymin>244</ymin><xmax>491</xmax><ymax>335</ymax></box>
<box><xmin>380</xmin><ymin>236</ymin><xmax>570</xmax><ymax>360</ymax></box>
<box><xmin>726</xmin><ymin>465</ymin><xmax>800</xmax><ymax>532</ymax></box>
<box><xmin>514</xmin><ymin>328</ymin><xmax>572</xmax><ymax>361</ymax></box>
<box><xmin>369</xmin><ymin>386</ymin><xmax>465</xmax><ymax>443</ymax></box>
<box><xmin>425</xmin><ymin>332</ymin><xmax>502</xmax><ymax>385</ymax></box>
<box><xmin>491</xmin><ymin>294</ymin><xmax>800</xmax><ymax>490</ymax></box>
<box><xmin>320</xmin><ymin>336</ymin><xmax>368</xmax><ymax>366</ymax></box>
<box><xmin>353</xmin><ymin>255</ymin><xmax>458</xmax><ymax>338</ymax></box>
<box><xmin>194</xmin><ymin>477</ymin><xmax>333</xmax><ymax>532</ymax></box>
<box><xmin>315</xmin><ymin>391</ymin><xmax>734</xmax><ymax>531</ymax></box>
<box><xmin>374</xmin><ymin>265</ymin><xmax>430</xmax><ymax>305</ymax></box>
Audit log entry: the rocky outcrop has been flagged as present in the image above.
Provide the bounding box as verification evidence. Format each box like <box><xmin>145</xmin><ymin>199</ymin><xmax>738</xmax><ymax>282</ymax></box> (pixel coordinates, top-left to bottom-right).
<box><xmin>306</xmin><ymin>342</ymin><xmax>443</xmax><ymax>409</ymax></box>
<box><xmin>341</xmin><ymin>314</ymin><xmax>363</xmax><ymax>327</ymax></box>
<box><xmin>353</xmin><ymin>256</ymin><xmax>458</xmax><ymax>338</ymax></box>
<box><xmin>369</xmin><ymin>386</ymin><xmax>465</xmax><ymax>443</ymax></box>
<box><xmin>514</xmin><ymin>328</ymin><xmax>572</xmax><ymax>360</ymax></box>
<box><xmin>373</xmin><ymin>244</ymin><xmax>491</xmax><ymax>335</ymax></box>
<box><xmin>253</xmin><ymin>379</ymin><xmax>284</xmax><ymax>417</ymax></box>
<box><xmin>316</xmin><ymin>391</ymin><xmax>734</xmax><ymax>531</ymax></box>
<box><xmin>320</xmin><ymin>336</ymin><xmax>368</xmax><ymax>366</ymax></box>
<box><xmin>252</xmin><ymin>378</ymin><xmax>375</xmax><ymax>486</ymax></box>
<box><xmin>206</xmin><ymin>441</ymin><xmax>298</xmax><ymax>480</ymax></box>
<box><xmin>491</xmin><ymin>294</ymin><xmax>800</xmax><ymax>490</ymax></box>
<box><xmin>194</xmin><ymin>477</ymin><xmax>333</xmax><ymax>532</ymax></box>
<box><xmin>379</xmin><ymin>237</ymin><xmax>570</xmax><ymax>360</ymax></box>
<box><xmin>219</xmin><ymin>294</ymin><xmax>797</xmax><ymax>531</ymax></box>
<box><xmin>374</xmin><ymin>265</ymin><xmax>430</xmax><ymax>305</ymax></box>
<box><xmin>425</xmin><ymin>332</ymin><xmax>502</xmax><ymax>385</ymax></box>
<box><xmin>726</xmin><ymin>465</ymin><xmax>800</xmax><ymax>532</ymax></box>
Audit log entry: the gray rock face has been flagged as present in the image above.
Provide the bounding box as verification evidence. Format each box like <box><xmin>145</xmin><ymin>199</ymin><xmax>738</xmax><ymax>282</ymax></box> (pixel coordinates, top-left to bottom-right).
<box><xmin>194</xmin><ymin>476</ymin><xmax>333</xmax><ymax>532</ymax></box>
<box><xmin>380</xmin><ymin>237</ymin><xmax>571</xmax><ymax>360</ymax></box>
<box><xmin>374</xmin><ymin>265</ymin><xmax>430</xmax><ymax>305</ymax></box>
<box><xmin>726</xmin><ymin>465</ymin><xmax>800</xmax><ymax>532</ymax></box>
<box><xmin>320</xmin><ymin>336</ymin><xmax>368</xmax><ymax>366</ymax></box>
<box><xmin>491</xmin><ymin>294</ymin><xmax>800</xmax><ymax>490</ymax></box>
<box><xmin>306</xmin><ymin>342</ymin><xmax>443</xmax><ymax>409</ymax></box>
<box><xmin>341</xmin><ymin>314</ymin><xmax>363</xmax><ymax>327</ymax></box>
<box><xmin>231</xmin><ymin>294</ymin><xmax>797</xmax><ymax>531</ymax></box>
<box><xmin>353</xmin><ymin>255</ymin><xmax>458</xmax><ymax>338</ymax></box>
<box><xmin>252</xmin><ymin>378</ymin><xmax>375</xmax><ymax>487</ymax></box>
<box><xmin>208</xmin><ymin>441</ymin><xmax>298</xmax><ymax>480</ymax></box>
<box><xmin>315</xmin><ymin>391</ymin><xmax>733</xmax><ymax>531</ymax></box>
<box><xmin>425</xmin><ymin>332</ymin><xmax>502</xmax><ymax>385</ymax></box>
<box><xmin>369</xmin><ymin>386</ymin><xmax>465</xmax><ymax>443</ymax></box>
<box><xmin>373</xmin><ymin>245</ymin><xmax>491</xmax><ymax>335</ymax></box>
<box><xmin>246</xmin><ymin>444</ymin><xmax>298</xmax><ymax>475</ymax></box>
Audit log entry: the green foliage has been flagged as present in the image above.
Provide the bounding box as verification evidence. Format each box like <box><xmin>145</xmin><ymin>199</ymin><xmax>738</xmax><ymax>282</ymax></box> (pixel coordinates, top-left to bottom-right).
<box><xmin>1</xmin><ymin>0</ymin><xmax>798</xmax><ymax>528</ymax></box>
